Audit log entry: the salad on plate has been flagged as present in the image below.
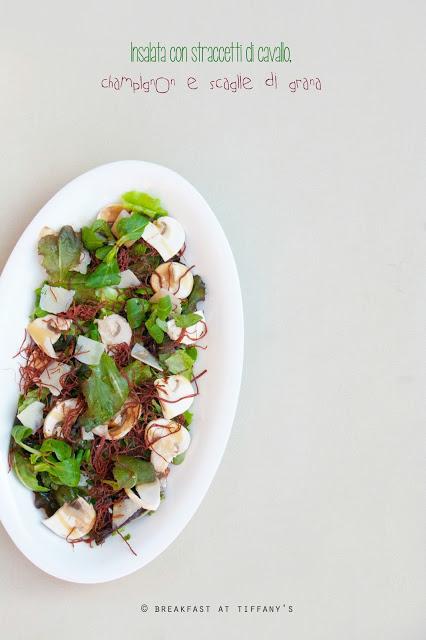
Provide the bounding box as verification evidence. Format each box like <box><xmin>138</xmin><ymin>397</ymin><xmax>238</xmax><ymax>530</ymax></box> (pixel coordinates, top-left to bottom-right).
<box><xmin>8</xmin><ymin>191</ymin><xmax>207</xmax><ymax>550</ymax></box>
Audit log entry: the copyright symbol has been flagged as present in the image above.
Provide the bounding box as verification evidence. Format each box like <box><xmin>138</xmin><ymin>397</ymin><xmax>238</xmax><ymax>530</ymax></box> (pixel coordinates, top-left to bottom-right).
<box><xmin>141</xmin><ymin>604</ymin><xmax>148</xmax><ymax>613</ymax></box>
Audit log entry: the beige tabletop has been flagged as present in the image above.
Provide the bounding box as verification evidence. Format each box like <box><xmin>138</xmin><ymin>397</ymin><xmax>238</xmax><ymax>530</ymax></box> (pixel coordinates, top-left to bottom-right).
<box><xmin>0</xmin><ymin>1</ymin><xmax>425</xmax><ymax>639</ymax></box>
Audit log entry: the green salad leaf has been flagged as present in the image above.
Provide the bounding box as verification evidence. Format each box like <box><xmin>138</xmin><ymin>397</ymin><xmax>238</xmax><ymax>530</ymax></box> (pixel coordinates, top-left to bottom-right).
<box><xmin>46</xmin><ymin>457</ymin><xmax>81</xmax><ymax>487</ymax></box>
<box><xmin>82</xmin><ymin>220</ymin><xmax>115</xmax><ymax>251</ymax></box>
<box><xmin>33</xmin><ymin>440</ymin><xmax>82</xmax><ymax>486</ymax></box>
<box><xmin>12</xmin><ymin>451</ymin><xmax>48</xmax><ymax>492</ymax></box>
<box><xmin>95</xmin><ymin>286</ymin><xmax>119</xmax><ymax>304</ymax></box>
<box><xmin>30</xmin><ymin>285</ymin><xmax>49</xmax><ymax>320</ymax></box>
<box><xmin>172</xmin><ymin>452</ymin><xmax>186</xmax><ymax>465</ymax></box>
<box><xmin>95</xmin><ymin>245</ymin><xmax>113</xmax><ymax>260</ymax></box>
<box><xmin>17</xmin><ymin>388</ymin><xmax>49</xmax><ymax>414</ymax></box>
<box><xmin>38</xmin><ymin>225</ymin><xmax>82</xmax><ymax>283</ymax></box>
<box><xmin>155</xmin><ymin>318</ymin><xmax>168</xmax><ymax>331</ymax></box>
<box><xmin>12</xmin><ymin>425</ymin><xmax>83</xmax><ymax>489</ymax></box>
<box><xmin>124</xmin><ymin>361</ymin><xmax>152</xmax><ymax>385</ymax></box>
<box><xmin>146</xmin><ymin>316</ymin><xmax>164</xmax><ymax>344</ymax></box>
<box><xmin>54</xmin><ymin>485</ymin><xmax>81</xmax><ymax>507</ymax></box>
<box><xmin>174</xmin><ymin>313</ymin><xmax>202</xmax><ymax>328</ymax></box>
<box><xmin>125</xmin><ymin>298</ymin><xmax>149</xmax><ymax>329</ymax></box>
<box><xmin>116</xmin><ymin>212</ymin><xmax>150</xmax><ymax>246</ymax></box>
<box><xmin>185</xmin><ymin>346</ymin><xmax>197</xmax><ymax>362</ymax></box>
<box><xmin>112</xmin><ymin>455</ymin><xmax>156</xmax><ymax>489</ymax></box>
<box><xmin>156</xmin><ymin>295</ymin><xmax>172</xmax><ymax>320</ymax></box>
<box><xmin>183</xmin><ymin>410</ymin><xmax>193</xmax><ymax>426</ymax></box>
<box><xmin>121</xmin><ymin>191</ymin><xmax>168</xmax><ymax>218</ymax></box>
<box><xmin>85</xmin><ymin>261</ymin><xmax>121</xmax><ymax>288</ymax></box>
<box><xmin>183</xmin><ymin>275</ymin><xmax>206</xmax><ymax>313</ymax></box>
<box><xmin>40</xmin><ymin>438</ymin><xmax>73</xmax><ymax>461</ymax></box>
<box><xmin>150</xmin><ymin>325</ymin><xmax>165</xmax><ymax>341</ymax></box>
<box><xmin>81</xmin><ymin>353</ymin><xmax>129</xmax><ymax>429</ymax></box>
<box><xmin>164</xmin><ymin>348</ymin><xmax>196</xmax><ymax>379</ymax></box>
<box><xmin>11</xmin><ymin>425</ymin><xmax>40</xmax><ymax>455</ymax></box>
<box><xmin>84</xmin><ymin>247</ymin><xmax>121</xmax><ymax>288</ymax></box>
<box><xmin>85</xmin><ymin>321</ymin><xmax>101</xmax><ymax>341</ymax></box>
<box><xmin>69</xmin><ymin>284</ymin><xmax>99</xmax><ymax>304</ymax></box>
<box><xmin>144</xmin><ymin>294</ymin><xmax>172</xmax><ymax>344</ymax></box>
<box><xmin>135</xmin><ymin>286</ymin><xmax>152</xmax><ymax>296</ymax></box>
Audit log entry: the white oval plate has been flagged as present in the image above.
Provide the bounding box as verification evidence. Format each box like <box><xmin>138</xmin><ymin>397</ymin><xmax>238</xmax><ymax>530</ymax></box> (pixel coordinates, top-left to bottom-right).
<box><xmin>0</xmin><ymin>161</ymin><xmax>243</xmax><ymax>583</ymax></box>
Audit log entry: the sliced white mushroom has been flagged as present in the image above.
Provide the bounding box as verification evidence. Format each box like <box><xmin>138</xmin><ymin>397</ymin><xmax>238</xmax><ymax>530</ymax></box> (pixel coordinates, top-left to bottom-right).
<box><xmin>92</xmin><ymin>400</ymin><xmax>141</xmax><ymax>440</ymax></box>
<box><xmin>39</xmin><ymin>285</ymin><xmax>75</xmax><ymax>314</ymax></box>
<box><xmin>142</xmin><ymin>217</ymin><xmax>185</xmax><ymax>261</ymax></box>
<box><xmin>71</xmin><ymin>249</ymin><xmax>91</xmax><ymax>274</ymax></box>
<box><xmin>27</xmin><ymin>315</ymin><xmax>72</xmax><ymax>359</ymax></box>
<box><xmin>97</xmin><ymin>204</ymin><xmax>129</xmax><ymax>223</ymax></box>
<box><xmin>28</xmin><ymin>327</ymin><xmax>57</xmax><ymax>358</ymax></box>
<box><xmin>116</xmin><ymin>269</ymin><xmax>141</xmax><ymax>289</ymax></box>
<box><xmin>43</xmin><ymin>498</ymin><xmax>96</xmax><ymax>540</ymax></box>
<box><xmin>112</xmin><ymin>497</ymin><xmax>140</xmax><ymax>529</ymax></box>
<box><xmin>45</xmin><ymin>316</ymin><xmax>72</xmax><ymax>332</ymax></box>
<box><xmin>166</xmin><ymin>310</ymin><xmax>206</xmax><ymax>344</ymax></box>
<box><xmin>95</xmin><ymin>313</ymin><xmax>132</xmax><ymax>347</ymax></box>
<box><xmin>39</xmin><ymin>361</ymin><xmax>72</xmax><ymax>396</ymax></box>
<box><xmin>74</xmin><ymin>335</ymin><xmax>105</xmax><ymax>365</ymax></box>
<box><xmin>131</xmin><ymin>343</ymin><xmax>163</xmax><ymax>371</ymax></box>
<box><xmin>91</xmin><ymin>423</ymin><xmax>109</xmax><ymax>438</ymax></box>
<box><xmin>154</xmin><ymin>374</ymin><xmax>195</xmax><ymax>420</ymax></box>
<box><xmin>17</xmin><ymin>401</ymin><xmax>45</xmax><ymax>431</ymax></box>
<box><xmin>145</xmin><ymin>418</ymin><xmax>190</xmax><ymax>474</ymax></box>
<box><xmin>43</xmin><ymin>398</ymin><xmax>79</xmax><ymax>437</ymax></box>
<box><xmin>135</xmin><ymin>478</ymin><xmax>161</xmax><ymax>511</ymax></box>
<box><xmin>150</xmin><ymin>451</ymin><xmax>168</xmax><ymax>474</ymax></box>
<box><xmin>124</xmin><ymin>477</ymin><xmax>161</xmax><ymax>512</ymax></box>
<box><xmin>150</xmin><ymin>288</ymin><xmax>181</xmax><ymax>314</ymax></box>
<box><xmin>151</xmin><ymin>262</ymin><xmax>193</xmax><ymax>300</ymax></box>
<box><xmin>102</xmin><ymin>399</ymin><xmax>140</xmax><ymax>440</ymax></box>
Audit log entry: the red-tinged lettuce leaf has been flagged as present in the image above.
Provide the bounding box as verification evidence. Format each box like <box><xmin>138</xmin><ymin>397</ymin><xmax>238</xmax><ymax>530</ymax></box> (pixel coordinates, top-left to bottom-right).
<box><xmin>38</xmin><ymin>226</ymin><xmax>82</xmax><ymax>283</ymax></box>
